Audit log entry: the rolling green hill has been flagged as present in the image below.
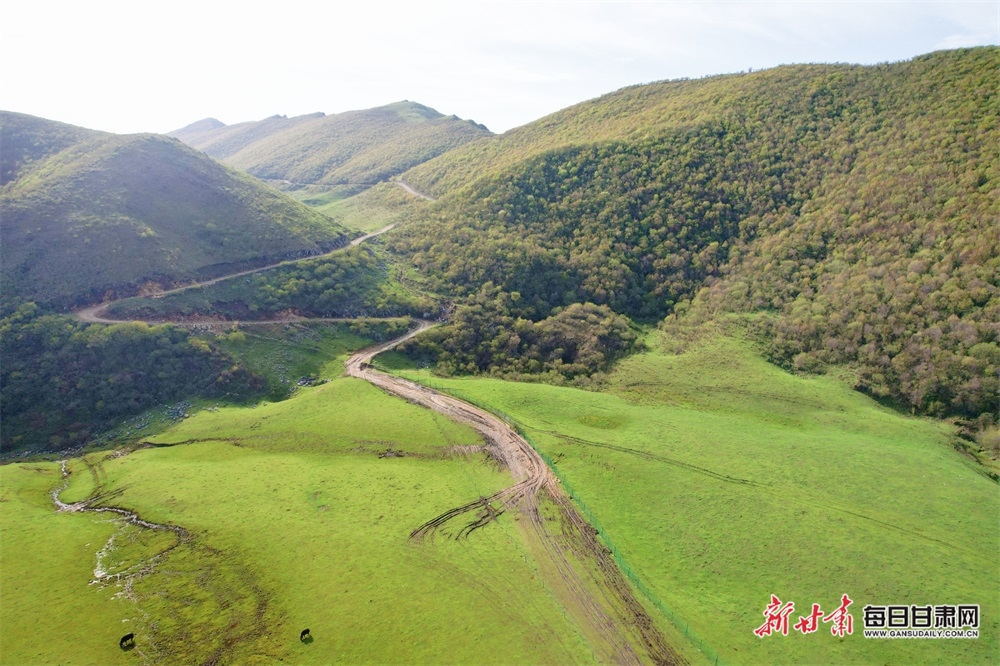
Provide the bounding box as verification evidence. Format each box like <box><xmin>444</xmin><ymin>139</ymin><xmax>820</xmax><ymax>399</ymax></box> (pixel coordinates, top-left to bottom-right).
<box><xmin>0</xmin><ymin>112</ymin><xmax>92</xmax><ymax>185</ymax></box>
<box><xmin>389</xmin><ymin>47</ymin><xmax>999</xmax><ymax>423</ymax></box>
<box><xmin>169</xmin><ymin>102</ymin><xmax>490</xmax><ymax>196</ymax></box>
<box><xmin>0</xmin><ymin>111</ymin><xmax>351</xmax><ymax>309</ymax></box>
<box><xmin>169</xmin><ymin>113</ymin><xmax>324</xmax><ymax>162</ymax></box>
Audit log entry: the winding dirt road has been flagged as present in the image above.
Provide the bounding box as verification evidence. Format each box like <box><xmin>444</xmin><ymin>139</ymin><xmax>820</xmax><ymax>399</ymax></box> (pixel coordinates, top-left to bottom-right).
<box><xmin>347</xmin><ymin>322</ymin><xmax>551</xmax><ymax>493</ymax></box>
<box><xmin>67</xmin><ymin>180</ymin><xmax>679</xmax><ymax>664</ymax></box>
<box><xmin>347</xmin><ymin>324</ymin><xmax>679</xmax><ymax>665</ymax></box>
<box><xmin>73</xmin><ymin>181</ymin><xmax>430</xmax><ymax>325</ymax></box>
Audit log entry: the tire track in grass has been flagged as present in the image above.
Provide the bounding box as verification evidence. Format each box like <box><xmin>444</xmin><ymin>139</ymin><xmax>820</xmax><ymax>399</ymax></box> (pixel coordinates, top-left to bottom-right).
<box><xmin>531</xmin><ymin>427</ymin><xmax>762</xmax><ymax>487</ymax></box>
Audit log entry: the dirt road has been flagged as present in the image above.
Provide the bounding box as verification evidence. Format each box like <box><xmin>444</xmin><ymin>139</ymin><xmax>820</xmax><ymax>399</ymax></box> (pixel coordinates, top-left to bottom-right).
<box><xmin>72</xmin><ymin>181</ymin><xmax>427</xmax><ymax>325</ymax></box>
<box><xmin>394</xmin><ymin>179</ymin><xmax>436</xmax><ymax>201</ymax></box>
<box><xmin>347</xmin><ymin>324</ymin><xmax>680</xmax><ymax>665</ymax></box>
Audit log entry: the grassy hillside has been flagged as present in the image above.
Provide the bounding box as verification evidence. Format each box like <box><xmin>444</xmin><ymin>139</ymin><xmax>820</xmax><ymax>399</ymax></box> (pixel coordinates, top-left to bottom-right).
<box><xmin>170</xmin><ymin>102</ymin><xmax>490</xmax><ymax>196</ymax></box>
<box><xmin>0</xmin><ymin>112</ymin><xmax>92</xmax><ymax>185</ymax></box>
<box><xmin>384</xmin><ymin>328</ymin><xmax>999</xmax><ymax>665</ymax></box>
<box><xmin>303</xmin><ymin>181</ymin><xmax>429</xmax><ymax>233</ymax></box>
<box><xmin>388</xmin><ymin>47</ymin><xmax>999</xmax><ymax>422</ymax></box>
<box><xmin>1</xmin><ymin>330</ymin><xmax>595</xmax><ymax>664</ymax></box>
<box><xmin>0</xmin><ymin>111</ymin><xmax>351</xmax><ymax>309</ymax></box>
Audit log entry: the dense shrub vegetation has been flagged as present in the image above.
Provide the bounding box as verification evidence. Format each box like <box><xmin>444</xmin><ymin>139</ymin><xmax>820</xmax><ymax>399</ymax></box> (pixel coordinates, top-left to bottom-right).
<box><xmin>0</xmin><ymin>304</ymin><xmax>262</xmax><ymax>452</ymax></box>
<box><xmin>391</xmin><ymin>47</ymin><xmax>998</xmax><ymax>420</ymax></box>
<box><xmin>394</xmin><ymin>126</ymin><xmax>810</xmax><ymax>320</ymax></box>
<box><xmin>400</xmin><ymin>290</ymin><xmax>638</xmax><ymax>380</ymax></box>
<box><xmin>107</xmin><ymin>246</ymin><xmax>437</xmax><ymax>321</ymax></box>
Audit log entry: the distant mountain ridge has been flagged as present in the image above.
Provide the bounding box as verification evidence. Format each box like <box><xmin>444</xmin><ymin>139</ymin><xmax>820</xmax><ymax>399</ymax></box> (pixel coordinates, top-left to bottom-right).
<box><xmin>0</xmin><ymin>111</ymin><xmax>351</xmax><ymax>309</ymax></box>
<box><xmin>171</xmin><ymin>112</ymin><xmax>325</xmax><ymax>163</ymax></box>
<box><xmin>167</xmin><ymin>116</ymin><xmax>225</xmax><ymax>145</ymax></box>
<box><xmin>168</xmin><ymin>101</ymin><xmax>490</xmax><ymax>194</ymax></box>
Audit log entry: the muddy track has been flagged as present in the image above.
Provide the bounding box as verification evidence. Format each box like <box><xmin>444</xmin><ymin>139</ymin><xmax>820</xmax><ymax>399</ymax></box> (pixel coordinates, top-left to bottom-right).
<box><xmin>52</xmin><ymin>458</ymin><xmax>276</xmax><ymax>664</ymax></box>
<box><xmin>347</xmin><ymin>324</ymin><xmax>681</xmax><ymax>665</ymax></box>
<box><xmin>52</xmin><ymin>460</ymin><xmax>188</xmax><ymax>540</ymax></box>
<box><xmin>51</xmin><ymin>459</ymin><xmax>189</xmax><ymax>660</ymax></box>
<box><xmin>72</xmin><ymin>181</ymin><xmax>431</xmax><ymax>326</ymax></box>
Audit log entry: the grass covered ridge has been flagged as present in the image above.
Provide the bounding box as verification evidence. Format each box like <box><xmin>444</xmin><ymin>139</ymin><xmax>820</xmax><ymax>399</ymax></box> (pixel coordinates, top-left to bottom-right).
<box><xmin>170</xmin><ymin>101</ymin><xmax>490</xmax><ymax>196</ymax></box>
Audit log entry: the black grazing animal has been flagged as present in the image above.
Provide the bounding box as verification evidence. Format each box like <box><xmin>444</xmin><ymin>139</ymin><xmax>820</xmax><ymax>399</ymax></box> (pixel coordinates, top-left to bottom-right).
<box><xmin>300</xmin><ymin>628</ymin><xmax>311</xmax><ymax>642</ymax></box>
<box><xmin>119</xmin><ymin>633</ymin><xmax>135</xmax><ymax>649</ymax></box>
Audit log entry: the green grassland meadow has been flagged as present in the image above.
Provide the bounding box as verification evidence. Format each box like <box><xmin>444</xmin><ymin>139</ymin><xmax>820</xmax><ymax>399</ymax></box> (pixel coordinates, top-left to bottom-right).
<box><xmin>385</xmin><ymin>330</ymin><xmax>1000</xmax><ymax>665</ymax></box>
<box><xmin>2</xmin><ymin>331</ymin><xmax>595</xmax><ymax>664</ymax></box>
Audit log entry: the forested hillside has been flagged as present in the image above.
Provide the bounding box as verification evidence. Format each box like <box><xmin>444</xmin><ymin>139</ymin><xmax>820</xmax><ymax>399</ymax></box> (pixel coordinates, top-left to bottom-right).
<box><xmin>0</xmin><ymin>112</ymin><xmax>351</xmax><ymax>309</ymax></box>
<box><xmin>389</xmin><ymin>47</ymin><xmax>999</xmax><ymax>421</ymax></box>
<box><xmin>0</xmin><ymin>303</ymin><xmax>263</xmax><ymax>451</ymax></box>
<box><xmin>3</xmin><ymin>49</ymin><xmax>995</xmax><ymax>451</ymax></box>
<box><xmin>169</xmin><ymin>102</ymin><xmax>490</xmax><ymax>195</ymax></box>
